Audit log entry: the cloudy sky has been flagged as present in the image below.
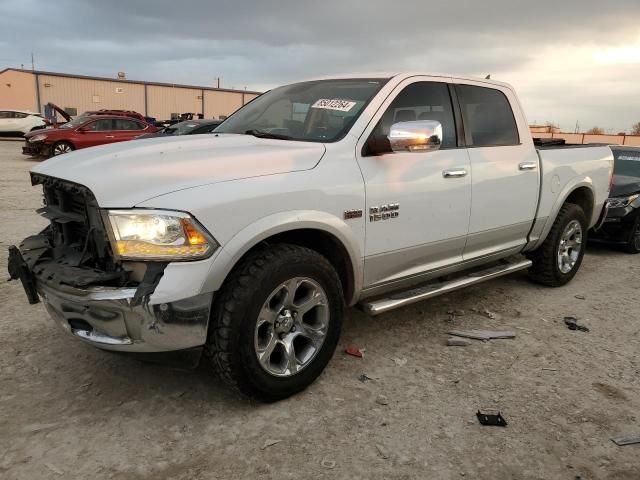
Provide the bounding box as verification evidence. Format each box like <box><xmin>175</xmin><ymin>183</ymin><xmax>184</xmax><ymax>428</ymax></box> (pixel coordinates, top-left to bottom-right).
<box><xmin>1</xmin><ymin>0</ymin><xmax>639</xmax><ymax>132</ymax></box>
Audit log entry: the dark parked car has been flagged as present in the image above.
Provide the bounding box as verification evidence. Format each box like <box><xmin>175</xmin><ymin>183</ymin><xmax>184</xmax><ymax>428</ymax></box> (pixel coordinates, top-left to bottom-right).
<box><xmin>135</xmin><ymin>119</ymin><xmax>222</xmax><ymax>139</ymax></box>
<box><xmin>591</xmin><ymin>146</ymin><xmax>640</xmax><ymax>253</ymax></box>
<box><xmin>23</xmin><ymin>115</ymin><xmax>158</xmax><ymax>158</ymax></box>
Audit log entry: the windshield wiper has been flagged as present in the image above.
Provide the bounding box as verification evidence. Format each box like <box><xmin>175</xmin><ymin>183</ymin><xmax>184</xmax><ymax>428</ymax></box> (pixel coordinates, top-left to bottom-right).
<box><xmin>244</xmin><ymin>129</ymin><xmax>293</xmax><ymax>140</ymax></box>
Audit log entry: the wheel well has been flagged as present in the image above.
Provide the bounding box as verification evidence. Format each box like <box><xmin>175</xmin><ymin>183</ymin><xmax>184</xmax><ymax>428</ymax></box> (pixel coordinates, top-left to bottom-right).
<box><xmin>564</xmin><ymin>187</ymin><xmax>594</xmax><ymax>222</ymax></box>
<box><xmin>249</xmin><ymin>229</ymin><xmax>355</xmax><ymax>304</ymax></box>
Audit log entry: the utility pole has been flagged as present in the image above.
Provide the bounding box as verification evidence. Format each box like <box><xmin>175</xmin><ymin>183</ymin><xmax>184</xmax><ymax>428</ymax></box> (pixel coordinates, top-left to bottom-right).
<box><xmin>31</xmin><ymin>52</ymin><xmax>34</xmax><ymax>71</ymax></box>
<box><xmin>216</xmin><ymin>77</ymin><xmax>220</xmax><ymax>89</ymax></box>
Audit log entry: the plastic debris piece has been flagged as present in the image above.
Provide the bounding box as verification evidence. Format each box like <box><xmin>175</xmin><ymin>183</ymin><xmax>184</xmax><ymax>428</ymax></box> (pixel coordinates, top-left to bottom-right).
<box><xmin>611</xmin><ymin>434</ymin><xmax>640</xmax><ymax>446</ymax></box>
<box><xmin>376</xmin><ymin>444</ymin><xmax>390</xmax><ymax>459</ymax></box>
<box><xmin>563</xmin><ymin>316</ymin><xmax>589</xmax><ymax>332</ymax></box>
<box><xmin>344</xmin><ymin>345</ymin><xmax>363</xmax><ymax>358</ymax></box>
<box><xmin>574</xmin><ymin>295</ymin><xmax>586</xmax><ymax>300</ymax></box>
<box><xmin>447</xmin><ymin>330</ymin><xmax>516</xmax><ymax>341</ymax></box>
<box><xmin>261</xmin><ymin>439</ymin><xmax>283</xmax><ymax>450</ymax></box>
<box><xmin>320</xmin><ymin>459</ymin><xmax>336</xmax><ymax>469</ymax></box>
<box><xmin>447</xmin><ymin>336</ymin><xmax>472</xmax><ymax>346</ymax></box>
<box><xmin>391</xmin><ymin>357</ymin><xmax>407</xmax><ymax>366</ymax></box>
<box><xmin>476</xmin><ymin>410</ymin><xmax>508</xmax><ymax>427</ymax></box>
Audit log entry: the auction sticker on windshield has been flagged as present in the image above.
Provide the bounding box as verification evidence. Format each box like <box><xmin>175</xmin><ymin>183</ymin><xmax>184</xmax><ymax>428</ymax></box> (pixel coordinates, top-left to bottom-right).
<box><xmin>312</xmin><ymin>99</ymin><xmax>357</xmax><ymax>112</ymax></box>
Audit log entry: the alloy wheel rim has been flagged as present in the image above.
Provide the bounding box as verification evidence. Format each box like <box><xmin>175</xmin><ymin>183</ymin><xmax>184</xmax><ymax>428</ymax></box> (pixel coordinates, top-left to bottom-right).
<box><xmin>557</xmin><ymin>220</ymin><xmax>583</xmax><ymax>274</ymax></box>
<box><xmin>54</xmin><ymin>144</ymin><xmax>71</xmax><ymax>155</ymax></box>
<box><xmin>254</xmin><ymin>277</ymin><xmax>329</xmax><ymax>377</ymax></box>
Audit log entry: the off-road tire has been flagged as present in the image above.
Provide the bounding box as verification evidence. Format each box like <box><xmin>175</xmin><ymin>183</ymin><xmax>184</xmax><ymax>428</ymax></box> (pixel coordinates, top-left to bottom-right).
<box><xmin>527</xmin><ymin>203</ymin><xmax>588</xmax><ymax>286</ymax></box>
<box><xmin>204</xmin><ymin>244</ymin><xmax>344</xmax><ymax>402</ymax></box>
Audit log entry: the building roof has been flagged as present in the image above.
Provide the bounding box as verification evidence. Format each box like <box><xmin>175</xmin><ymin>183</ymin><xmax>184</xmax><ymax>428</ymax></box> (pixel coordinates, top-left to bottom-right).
<box><xmin>0</xmin><ymin>68</ymin><xmax>262</xmax><ymax>95</ymax></box>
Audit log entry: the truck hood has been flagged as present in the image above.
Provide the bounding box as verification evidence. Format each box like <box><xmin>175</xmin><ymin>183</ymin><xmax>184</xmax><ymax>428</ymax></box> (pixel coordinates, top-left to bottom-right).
<box><xmin>611</xmin><ymin>175</ymin><xmax>640</xmax><ymax>197</ymax></box>
<box><xmin>31</xmin><ymin>134</ymin><xmax>326</xmax><ymax>206</ymax></box>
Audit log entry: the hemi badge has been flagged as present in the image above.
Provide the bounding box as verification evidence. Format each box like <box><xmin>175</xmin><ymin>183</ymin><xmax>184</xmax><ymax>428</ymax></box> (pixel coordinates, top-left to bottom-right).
<box><xmin>343</xmin><ymin>209</ymin><xmax>363</xmax><ymax>220</ymax></box>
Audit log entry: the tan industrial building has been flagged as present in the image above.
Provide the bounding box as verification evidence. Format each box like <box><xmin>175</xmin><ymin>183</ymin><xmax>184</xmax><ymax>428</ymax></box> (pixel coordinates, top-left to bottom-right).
<box><xmin>0</xmin><ymin>68</ymin><xmax>261</xmax><ymax>121</ymax></box>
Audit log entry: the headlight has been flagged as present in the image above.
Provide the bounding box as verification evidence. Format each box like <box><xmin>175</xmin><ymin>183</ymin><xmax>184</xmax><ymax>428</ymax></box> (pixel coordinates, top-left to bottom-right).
<box><xmin>105</xmin><ymin>210</ymin><xmax>217</xmax><ymax>261</ymax></box>
<box><xmin>29</xmin><ymin>133</ymin><xmax>47</xmax><ymax>143</ymax></box>
<box><xmin>606</xmin><ymin>194</ymin><xmax>639</xmax><ymax>209</ymax></box>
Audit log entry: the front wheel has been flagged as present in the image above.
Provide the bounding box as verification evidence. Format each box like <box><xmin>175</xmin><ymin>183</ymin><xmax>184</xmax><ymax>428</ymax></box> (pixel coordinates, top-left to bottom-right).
<box><xmin>623</xmin><ymin>217</ymin><xmax>640</xmax><ymax>254</ymax></box>
<box><xmin>52</xmin><ymin>141</ymin><xmax>74</xmax><ymax>156</ymax></box>
<box><xmin>527</xmin><ymin>203</ymin><xmax>588</xmax><ymax>286</ymax></box>
<box><xmin>205</xmin><ymin>244</ymin><xmax>344</xmax><ymax>402</ymax></box>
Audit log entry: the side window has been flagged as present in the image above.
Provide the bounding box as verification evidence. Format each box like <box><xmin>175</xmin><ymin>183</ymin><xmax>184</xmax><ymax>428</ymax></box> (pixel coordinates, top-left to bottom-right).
<box><xmin>0</xmin><ymin>111</ymin><xmax>11</xmax><ymax>118</ymax></box>
<box><xmin>456</xmin><ymin>85</ymin><xmax>519</xmax><ymax>147</ymax></box>
<box><xmin>371</xmin><ymin>82</ymin><xmax>457</xmax><ymax>150</ymax></box>
<box><xmin>86</xmin><ymin>119</ymin><xmax>114</xmax><ymax>131</ymax></box>
<box><xmin>114</xmin><ymin>119</ymin><xmax>141</xmax><ymax>130</ymax></box>
<box><xmin>14</xmin><ymin>112</ymin><xmax>28</xmax><ymax>119</ymax></box>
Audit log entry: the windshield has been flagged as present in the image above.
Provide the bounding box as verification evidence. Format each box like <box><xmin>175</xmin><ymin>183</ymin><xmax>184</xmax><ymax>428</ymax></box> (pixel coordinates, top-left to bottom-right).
<box><xmin>166</xmin><ymin>121</ymin><xmax>204</xmax><ymax>135</ymax></box>
<box><xmin>614</xmin><ymin>149</ymin><xmax>640</xmax><ymax>178</ymax></box>
<box><xmin>59</xmin><ymin>113</ymin><xmax>90</xmax><ymax>129</ymax></box>
<box><xmin>215</xmin><ymin>78</ymin><xmax>387</xmax><ymax>142</ymax></box>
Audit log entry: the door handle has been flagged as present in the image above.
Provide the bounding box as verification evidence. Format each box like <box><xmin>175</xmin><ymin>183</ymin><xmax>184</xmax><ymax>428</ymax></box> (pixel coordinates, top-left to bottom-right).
<box><xmin>104</xmin><ymin>135</ymin><xmax>115</xmax><ymax>139</ymax></box>
<box><xmin>519</xmin><ymin>161</ymin><xmax>537</xmax><ymax>170</ymax></box>
<box><xmin>442</xmin><ymin>168</ymin><xmax>468</xmax><ymax>178</ymax></box>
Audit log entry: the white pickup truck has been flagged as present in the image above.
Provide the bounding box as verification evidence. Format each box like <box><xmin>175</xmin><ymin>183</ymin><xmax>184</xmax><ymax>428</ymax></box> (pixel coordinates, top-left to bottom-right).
<box><xmin>9</xmin><ymin>73</ymin><xmax>613</xmax><ymax>401</ymax></box>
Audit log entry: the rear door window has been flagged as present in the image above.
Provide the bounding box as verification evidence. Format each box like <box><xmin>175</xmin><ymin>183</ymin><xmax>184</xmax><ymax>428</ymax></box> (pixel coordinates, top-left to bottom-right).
<box><xmin>0</xmin><ymin>111</ymin><xmax>12</xmax><ymax>118</ymax></box>
<box><xmin>456</xmin><ymin>85</ymin><xmax>519</xmax><ymax>147</ymax></box>
<box><xmin>113</xmin><ymin>119</ymin><xmax>143</xmax><ymax>130</ymax></box>
<box><xmin>86</xmin><ymin>119</ymin><xmax>114</xmax><ymax>131</ymax></box>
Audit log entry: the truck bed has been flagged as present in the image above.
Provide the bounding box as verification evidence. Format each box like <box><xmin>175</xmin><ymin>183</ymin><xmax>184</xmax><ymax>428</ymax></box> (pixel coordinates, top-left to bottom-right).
<box><xmin>533</xmin><ymin>137</ymin><xmax>611</xmax><ymax>150</ymax></box>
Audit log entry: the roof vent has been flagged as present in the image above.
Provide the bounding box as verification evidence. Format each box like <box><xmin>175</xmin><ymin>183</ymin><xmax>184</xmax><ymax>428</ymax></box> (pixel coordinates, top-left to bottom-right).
<box><xmin>117</xmin><ymin>71</ymin><xmax>126</xmax><ymax>80</ymax></box>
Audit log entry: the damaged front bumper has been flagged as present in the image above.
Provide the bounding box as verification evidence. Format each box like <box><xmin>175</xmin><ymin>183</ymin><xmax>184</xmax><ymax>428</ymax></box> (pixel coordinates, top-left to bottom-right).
<box><xmin>9</xmin><ymin>241</ymin><xmax>215</xmax><ymax>354</ymax></box>
<box><xmin>22</xmin><ymin>140</ymin><xmax>51</xmax><ymax>157</ymax></box>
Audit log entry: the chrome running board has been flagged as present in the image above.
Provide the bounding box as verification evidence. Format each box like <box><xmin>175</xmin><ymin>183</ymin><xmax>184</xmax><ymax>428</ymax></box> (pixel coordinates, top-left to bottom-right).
<box><xmin>359</xmin><ymin>257</ymin><xmax>532</xmax><ymax>316</ymax></box>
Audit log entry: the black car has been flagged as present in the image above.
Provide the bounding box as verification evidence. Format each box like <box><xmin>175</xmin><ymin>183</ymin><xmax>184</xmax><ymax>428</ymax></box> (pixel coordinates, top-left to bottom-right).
<box><xmin>591</xmin><ymin>146</ymin><xmax>640</xmax><ymax>253</ymax></box>
<box><xmin>135</xmin><ymin>119</ymin><xmax>222</xmax><ymax>139</ymax></box>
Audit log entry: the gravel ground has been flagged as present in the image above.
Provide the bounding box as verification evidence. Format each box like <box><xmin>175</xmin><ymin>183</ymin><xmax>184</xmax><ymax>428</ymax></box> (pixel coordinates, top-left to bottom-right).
<box><xmin>0</xmin><ymin>140</ymin><xmax>639</xmax><ymax>480</ymax></box>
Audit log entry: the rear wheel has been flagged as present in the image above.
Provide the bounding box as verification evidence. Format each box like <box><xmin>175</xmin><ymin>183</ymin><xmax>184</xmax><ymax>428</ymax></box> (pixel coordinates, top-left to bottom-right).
<box><xmin>528</xmin><ymin>203</ymin><xmax>588</xmax><ymax>286</ymax></box>
<box><xmin>205</xmin><ymin>244</ymin><xmax>344</xmax><ymax>402</ymax></box>
<box><xmin>623</xmin><ymin>217</ymin><xmax>640</xmax><ymax>254</ymax></box>
<box><xmin>52</xmin><ymin>141</ymin><xmax>74</xmax><ymax>156</ymax></box>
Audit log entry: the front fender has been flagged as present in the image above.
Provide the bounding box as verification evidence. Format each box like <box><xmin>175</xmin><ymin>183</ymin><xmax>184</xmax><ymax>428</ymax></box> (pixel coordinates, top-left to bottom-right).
<box><xmin>200</xmin><ymin>210</ymin><xmax>364</xmax><ymax>305</ymax></box>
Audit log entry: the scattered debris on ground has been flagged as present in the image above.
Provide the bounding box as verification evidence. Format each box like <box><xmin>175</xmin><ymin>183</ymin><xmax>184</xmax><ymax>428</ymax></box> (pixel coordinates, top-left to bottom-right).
<box><xmin>611</xmin><ymin>434</ymin><xmax>640</xmax><ymax>446</ymax></box>
<box><xmin>391</xmin><ymin>357</ymin><xmax>407</xmax><ymax>366</ymax></box>
<box><xmin>574</xmin><ymin>295</ymin><xmax>586</xmax><ymax>300</ymax></box>
<box><xmin>482</xmin><ymin>308</ymin><xmax>501</xmax><ymax>320</ymax></box>
<box><xmin>261</xmin><ymin>439</ymin><xmax>283</xmax><ymax>450</ymax></box>
<box><xmin>447</xmin><ymin>336</ymin><xmax>472</xmax><ymax>347</ymax></box>
<box><xmin>358</xmin><ymin>373</ymin><xmax>373</xmax><ymax>383</ymax></box>
<box><xmin>375</xmin><ymin>395</ymin><xmax>389</xmax><ymax>406</ymax></box>
<box><xmin>375</xmin><ymin>444</ymin><xmax>390</xmax><ymax>459</ymax></box>
<box><xmin>320</xmin><ymin>459</ymin><xmax>336</xmax><ymax>469</ymax></box>
<box><xmin>447</xmin><ymin>330</ymin><xmax>516</xmax><ymax>341</ymax></box>
<box><xmin>476</xmin><ymin>410</ymin><xmax>508</xmax><ymax>427</ymax></box>
<box><xmin>344</xmin><ymin>345</ymin><xmax>364</xmax><ymax>358</ymax></box>
<box><xmin>563</xmin><ymin>316</ymin><xmax>590</xmax><ymax>332</ymax></box>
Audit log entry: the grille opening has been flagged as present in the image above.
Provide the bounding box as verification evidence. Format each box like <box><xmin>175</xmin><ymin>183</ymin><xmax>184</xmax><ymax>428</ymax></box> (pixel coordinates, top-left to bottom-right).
<box><xmin>68</xmin><ymin>319</ymin><xmax>93</xmax><ymax>332</ymax></box>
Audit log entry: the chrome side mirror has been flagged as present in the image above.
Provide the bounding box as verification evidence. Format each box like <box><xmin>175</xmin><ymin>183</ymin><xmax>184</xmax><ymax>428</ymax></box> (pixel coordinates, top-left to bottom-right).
<box><xmin>388</xmin><ymin>120</ymin><xmax>442</xmax><ymax>152</ymax></box>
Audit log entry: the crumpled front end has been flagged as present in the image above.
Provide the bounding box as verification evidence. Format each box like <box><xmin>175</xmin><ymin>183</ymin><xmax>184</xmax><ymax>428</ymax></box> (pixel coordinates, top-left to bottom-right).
<box><xmin>8</xmin><ymin>174</ymin><xmax>213</xmax><ymax>355</ymax></box>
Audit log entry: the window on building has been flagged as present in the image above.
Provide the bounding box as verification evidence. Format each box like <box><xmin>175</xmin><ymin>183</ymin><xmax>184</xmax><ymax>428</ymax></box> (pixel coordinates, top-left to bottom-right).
<box><xmin>456</xmin><ymin>85</ymin><xmax>519</xmax><ymax>147</ymax></box>
<box><xmin>64</xmin><ymin>107</ymin><xmax>78</xmax><ymax>117</ymax></box>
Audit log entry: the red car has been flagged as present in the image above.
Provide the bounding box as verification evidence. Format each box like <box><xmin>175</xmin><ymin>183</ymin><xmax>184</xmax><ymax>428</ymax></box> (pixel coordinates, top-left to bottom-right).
<box><xmin>23</xmin><ymin>115</ymin><xmax>158</xmax><ymax>158</ymax></box>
